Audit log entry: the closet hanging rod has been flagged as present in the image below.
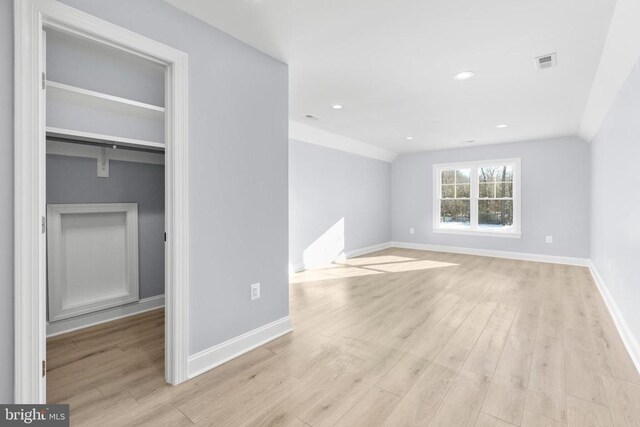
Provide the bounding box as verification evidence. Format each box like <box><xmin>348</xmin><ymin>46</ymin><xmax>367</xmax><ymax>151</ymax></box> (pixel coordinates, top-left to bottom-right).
<box><xmin>46</xmin><ymin>135</ymin><xmax>166</xmax><ymax>155</ymax></box>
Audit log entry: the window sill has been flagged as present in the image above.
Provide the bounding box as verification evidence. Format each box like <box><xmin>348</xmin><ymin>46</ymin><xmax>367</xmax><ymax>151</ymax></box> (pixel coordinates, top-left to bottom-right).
<box><xmin>433</xmin><ymin>227</ymin><xmax>522</xmax><ymax>239</ymax></box>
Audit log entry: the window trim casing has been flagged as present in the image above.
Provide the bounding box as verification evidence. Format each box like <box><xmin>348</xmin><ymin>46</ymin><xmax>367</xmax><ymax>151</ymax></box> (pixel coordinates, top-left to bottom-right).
<box><xmin>432</xmin><ymin>158</ymin><xmax>522</xmax><ymax>238</ymax></box>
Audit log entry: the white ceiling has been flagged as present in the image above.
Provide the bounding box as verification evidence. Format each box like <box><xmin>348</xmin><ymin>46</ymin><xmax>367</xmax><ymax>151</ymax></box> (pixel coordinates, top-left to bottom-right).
<box><xmin>165</xmin><ymin>0</ymin><xmax>618</xmax><ymax>153</ymax></box>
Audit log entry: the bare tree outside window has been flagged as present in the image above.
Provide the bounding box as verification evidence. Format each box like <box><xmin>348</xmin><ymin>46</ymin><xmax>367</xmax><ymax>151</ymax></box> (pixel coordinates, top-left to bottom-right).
<box><xmin>478</xmin><ymin>165</ymin><xmax>513</xmax><ymax>228</ymax></box>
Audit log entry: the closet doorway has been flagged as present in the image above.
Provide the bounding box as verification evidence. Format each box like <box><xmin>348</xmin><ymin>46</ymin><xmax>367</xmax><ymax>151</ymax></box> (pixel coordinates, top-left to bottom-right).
<box><xmin>14</xmin><ymin>0</ymin><xmax>189</xmax><ymax>404</ymax></box>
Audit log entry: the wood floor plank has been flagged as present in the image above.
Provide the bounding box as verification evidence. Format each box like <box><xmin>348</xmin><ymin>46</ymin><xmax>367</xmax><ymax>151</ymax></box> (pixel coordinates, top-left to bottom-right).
<box><xmin>382</xmin><ymin>363</ymin><xmax>457</xmax><ymax>426</ymax></box>
<box><xmin>525</xmin><ymin>334</ymin><xmax>567</xmax><ymax>423</ymax></box>
<box><xmin>482</xmin><ymin>334</ymin><xmax>534</xmax><ymax>424</ymax></box>
<box><xmin>475</xmin><ymin>411</ymin><xmax>518</xmax><ymax>427</ymax></box>
<box><xmin>334</xmin><ymin>386</ymin><xmax>400</xmax><ymax>427</ymax></box>
<box><xmin>566</xmin><ymin>395</ymin><xmax>613</xmax><ymax>427</ymax></box>
<box><xmin>564</xmin><ymin>328</ymin><xmax>608</xmax><ymax>406</ymax></box>
<box><xmin>430</xmin><ymin>369</ymin><xmax>492</xmax><ymax>427</ymax></box>
<box><xmin>463</xmin><ymin>315</ymin><xmax>512</xmax><ymax>378</ymax></box>
<box><xmin>521</xmin><ymin>410</ymin><xmax>567</xmax><ymax>427</ymax></box>
<box><xmin>447</xmin><ymin>302</ymin><xmax>498</xmax><ymax>350</ymax></box>
<box><xmin>433</xmin><ymin>343</ymin><xmax>469</xmax><ymax>373</ymax></box>
<box><xmin>601</xmin><ymin>375</ymin><xmax>640</xmax><ymax>426</ymax></box>
<box><xmin>376</xmin><ymin>352</ymin><xmax>430</xmax><ymax>397</ymax></box>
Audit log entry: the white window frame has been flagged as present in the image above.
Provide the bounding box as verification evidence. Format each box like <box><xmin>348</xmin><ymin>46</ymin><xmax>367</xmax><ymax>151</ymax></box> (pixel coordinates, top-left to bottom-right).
<box><xmin>433</xmin><ymin>158</ymin><xmax>521</xmax><ymax>238</ymax></box>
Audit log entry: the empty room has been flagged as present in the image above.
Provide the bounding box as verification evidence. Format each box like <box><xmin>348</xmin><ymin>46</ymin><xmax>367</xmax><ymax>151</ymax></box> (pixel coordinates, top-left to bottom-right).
<box><xmin>3</xmin><ymin>0</ymin><xmax>640</xmax><ymax>426</ymax></box>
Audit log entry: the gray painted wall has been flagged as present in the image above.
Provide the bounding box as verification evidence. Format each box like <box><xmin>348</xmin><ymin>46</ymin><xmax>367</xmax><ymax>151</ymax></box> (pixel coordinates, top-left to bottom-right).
<box><xmin>46</xmin><ymin>154</ymin><xmax>165</xmax><ymax>302</ymax></box>
<box><xmin>0</xmin><ymin>0</ymin><xmax>13</xmax><ymax>405</ymax></box>
<box><xmin>289</xmin><ymin>139</ymin><xmax>391</xmax><ymax>268</ymax></box>
<box><xmin>391</xmin><ymin>136</ymin><xmax>591</xmax><ymax>258</ymax></box>
<box><xmin>0</xmin><ymin>0</ymin><xmax>287</xmax><ymax>400</ymax></box>
<box><xmin>591</xmin><ymin>57</ymin><xmax>640</xmax><ymax>342</ymax></box>
<box><xmin>54</xmin><ymin>0</ymin><xmax>289</xmax><ymax>357</ymax></box>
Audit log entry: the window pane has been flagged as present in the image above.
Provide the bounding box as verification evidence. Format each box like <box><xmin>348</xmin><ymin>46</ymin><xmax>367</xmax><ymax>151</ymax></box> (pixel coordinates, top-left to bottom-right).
<box><xmin>479</xmin><ymin>166</ymin><xmax>498</xmax><ymax>183</ymax></box>
<box><xmin>496</xmin><ymin>182</ymin><xmax>513</xmax><ymax>198</ymax></box>
<box><xmin>496</xmin><ymin>166</ymin><xmax>513</xmax><ymax>182</ymax></box>
<box><xmin>456</xmin><ymin>169</ymin><xmax>470</xmax><ymax>184</ymax></box>
<box><xmin>479</xmin><ymin>165</ymin><xmax>513</xmax><ymax>183</ymax></box>
<box><xmin>441</xmin><ymin>184</ymin><xmax>455</xmax><ymax>198</ymax></box>
<box><xmin>456</xmin><ymin>184</ymin><xmax>470</xmax><ymax>198</ymax></box>
<box><xmin>478</xmin><ymin>200</ymin><xmax>513</xmax><ymax>227</ymax></box>
<box><xmin>479</xmin><ymin>183</ymin><xmax>494</xmax><ymax>198</ymax></box>
<box><xmin>442</xmin><ymin>170</ymin><xmax>455</xmax><ymax>184</ymax></box>
<box><xmin>440</xmin><ymin>200</ymin><xmax>470</xmax><ymax>225</ymax></box>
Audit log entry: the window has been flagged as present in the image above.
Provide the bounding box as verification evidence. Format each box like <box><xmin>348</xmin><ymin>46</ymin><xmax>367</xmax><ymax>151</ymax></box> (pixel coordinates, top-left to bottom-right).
<box><xmin>433</xmin><ymin>158</ymin><xmax>521</xmax><ymax>238</ymax></box>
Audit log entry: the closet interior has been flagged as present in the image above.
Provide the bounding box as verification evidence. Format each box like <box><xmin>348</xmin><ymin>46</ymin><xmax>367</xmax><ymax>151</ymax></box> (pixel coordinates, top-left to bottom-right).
<box><xmin>44</xmin><ymin>27</ymin><xmax>167</xmax><ymax>400</ymax></box>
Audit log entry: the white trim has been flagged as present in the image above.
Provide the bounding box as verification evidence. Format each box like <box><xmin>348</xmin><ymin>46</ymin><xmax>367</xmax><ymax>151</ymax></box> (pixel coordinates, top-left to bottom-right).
<box><xmin>290</xmin><ymin>242</ymin><xmax>392</xmax><ymax>273</ymax></box>
<box><xmin>46</xmin><ymin>80</ymin><xmax>165</xmax><ymax>119</ymax></box>
<box><xmin>390</xmin><ymin>241</ymin><xmax>590</xmax><ymax>267</ymax></box>
<box><xmin>433</xmin><ymin>158</ymin><xmax>521</xmax><ymax>238</ymax></box>
<box><xmin>187</xmin><ymin>317</ymin><xmax>292</xmax><ymax>379</ymax></box>
<box><xmin>47</xmin><ymin>140</ymin><xmax>165</xmax><ymax>166</ymax></box>
<box><xmin>290</xmin><ymin>263</ymin><xmax>305</xmax><ymax>274</ymax></box>
<box><xmin>15</xmin><ymin>0</ymin><xmax>189</xmax><ymax>403</ymax></box>
<box><xmin>344</xmin><ymin>242</ymin><xmax>392</xmax><ymax>259</ymax></box>
<box><xmin>588</xmin><ymin>262</ymin><xmax>640</xmax><ymax>375</ymax></box>
<box><xmin>47</xmin><ymin>127</ymin><xmax>164</xmax><ymax>151</ymax></box>
<box><xmin>46</xmin><ymin>295</ymin><xmax>164</xmax><ymax>337</ymax></box>
<box><xmin>289</xmin><ymin>120</ymin><xmax>397</xmax><ymax>163</ymax></box>
<box><xmin>46</xmin><ymin>203</ymin><xmax>140</xmax><ymax>321</ymax></box>
<box><xmin>432</xmin><ymin>228</ymin><xmax>522</xmax><ymax>239</ymax></box>
<box><xmin>580</xmin><ymin>0</ymin><xmax>640</xmax><ymax>141</ymax></box>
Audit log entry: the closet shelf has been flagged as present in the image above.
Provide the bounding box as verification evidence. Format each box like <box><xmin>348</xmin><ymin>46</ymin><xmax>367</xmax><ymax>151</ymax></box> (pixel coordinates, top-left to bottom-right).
<box><xmin>47</xmin><ymin>127</ymin><xmax>165</xmax><ymax>151</ymax></box>
<box><xmin>46</xmin><ymin>80</ymin><xmax>165</xmax><ymax>120</ymax></box>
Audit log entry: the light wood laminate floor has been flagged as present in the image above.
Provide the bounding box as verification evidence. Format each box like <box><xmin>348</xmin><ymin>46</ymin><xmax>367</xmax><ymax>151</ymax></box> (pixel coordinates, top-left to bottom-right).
<box><xmin>47</xmin><ymin>248</ymin><xmax>640</xmax><ymax>426</ymax></box>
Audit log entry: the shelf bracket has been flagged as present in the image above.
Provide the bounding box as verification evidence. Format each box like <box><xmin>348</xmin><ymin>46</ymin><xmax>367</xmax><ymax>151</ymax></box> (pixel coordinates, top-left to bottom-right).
<box><xmin>97</xmin><ymin>147</ymin><xmax>110</xmax><ymax>178</ymax></box>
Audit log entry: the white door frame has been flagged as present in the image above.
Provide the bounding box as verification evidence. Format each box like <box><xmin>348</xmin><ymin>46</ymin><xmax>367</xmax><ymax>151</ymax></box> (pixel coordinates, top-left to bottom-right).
<box><xmin>14</xmin><ymin>0</ymin><xmax>190</xmax><ymax>403</ymax></box>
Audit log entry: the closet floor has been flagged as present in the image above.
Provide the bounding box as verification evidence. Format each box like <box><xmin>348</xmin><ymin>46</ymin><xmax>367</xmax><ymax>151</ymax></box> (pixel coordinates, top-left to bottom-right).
<box><xmin>47</xmin><ymin>248</ymin><xmax>640</xmax><ymax>426</ymax></box>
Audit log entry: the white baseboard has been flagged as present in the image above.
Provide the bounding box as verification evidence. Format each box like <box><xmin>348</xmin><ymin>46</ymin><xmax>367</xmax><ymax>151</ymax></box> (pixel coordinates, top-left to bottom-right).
<box><xmin>290</xmin><ymin>241</ymin><xmax>392</xmax><ymax>273</ymax></box>
<box><xmin>46</xmin><ymin>295</ymin><xmax>165</xmax><ymax>337</ymax></box>
<box><xmin>290</xmin><ymin>262</ymin><xmax>305</xmax><ymax>274</ymax></box>
<box><xmin>187</xmin><ymin>316</ymin><xmax>292</xmax><ymax>379</ymax></box>
<box><xmin>344</xmin><ymin>242</ymin><xmax>392</xmax><ymax>259</ymax></box>
<box><xmin>390</xmin><ymin>241</ymin><xmax>590</xmax><ymax>267</ymax></box>
<box><xmin>588</xmin><ymin>262</ymin><xmax>640</xmax><ymax>375</ymax></box>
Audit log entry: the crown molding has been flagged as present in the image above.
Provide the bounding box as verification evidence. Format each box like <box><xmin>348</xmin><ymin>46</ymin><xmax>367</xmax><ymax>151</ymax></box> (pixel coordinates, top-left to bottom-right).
<box><xmin>289</xmin><ymin>121</ymin><xmax>397</xmax><ymax>163</ymax></box>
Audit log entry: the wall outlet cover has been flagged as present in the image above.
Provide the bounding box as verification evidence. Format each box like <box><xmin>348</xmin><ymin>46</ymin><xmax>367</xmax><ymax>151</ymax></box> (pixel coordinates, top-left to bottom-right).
<box><xmin>410</xmin><ymin>228</ymin><xmax>415</xmax><ymax>234</ymax></box>
<box><xmin>251</xmin><ymin>283</ymin><xmax>261</xmax><ymax>301</ymax></box>
<box><xmin>545</xmin><ymin>236</ymin><xmax>553</xmax><ymax>244</ymax></box>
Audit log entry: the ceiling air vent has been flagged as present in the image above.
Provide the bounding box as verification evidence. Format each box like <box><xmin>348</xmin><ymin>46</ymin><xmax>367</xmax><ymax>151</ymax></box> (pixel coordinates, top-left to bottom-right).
<box><xmin>535</xmin><ymin>52</ymin><xmax>557</xmax><ymax>70</ymax></box>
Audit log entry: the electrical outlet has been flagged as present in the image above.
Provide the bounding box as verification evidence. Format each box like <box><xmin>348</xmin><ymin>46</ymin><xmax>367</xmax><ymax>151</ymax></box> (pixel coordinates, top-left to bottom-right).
<box><xmin>545</xmin><ymin>236</ymin><xmax>553</xmax><ymax>244</ymax></box>
<box><xmin>410</xmin><ymin>228</ymin><xmax>415</xmax><ymax>235</ymax></box>
<box><xmin>251</xmin><ymin>283</ymin><xmax>260</xmax><ymax>301</ymax></box>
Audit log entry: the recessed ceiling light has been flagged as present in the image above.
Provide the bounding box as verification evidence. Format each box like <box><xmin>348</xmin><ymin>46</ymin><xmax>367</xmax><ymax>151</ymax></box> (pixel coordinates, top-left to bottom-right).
<box><xmin>331</xmin><ymin>104</ymin><xmax>343</xmax><ymax>110</ymax></box>
<box><xmin>406</xmin><ymin>136</ymin><xmax>414</xmax><ymax>140</ymax></box>
<box><xmin>453</xmin><ymin>71</ymin><xmax>475</xmax><ymax>81</ymax></box>
<box><xmin>496</xmin><ymin>124</ymin><xmax>508</xmax><ymax>128</ymax></box>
